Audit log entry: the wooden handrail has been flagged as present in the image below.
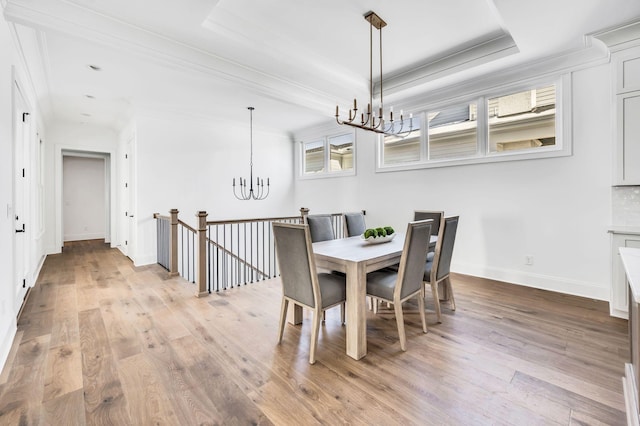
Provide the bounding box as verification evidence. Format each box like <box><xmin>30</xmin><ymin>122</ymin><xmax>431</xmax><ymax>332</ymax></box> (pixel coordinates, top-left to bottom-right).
<box><xmin>177</xmin><ymin>219</ymin><xmax>197</xmax><ymax>234</ymax></box>
<box><xmin>205</xmin><ymin>215</ymin><xmax>302</xmax><ymax>226</ymax></box>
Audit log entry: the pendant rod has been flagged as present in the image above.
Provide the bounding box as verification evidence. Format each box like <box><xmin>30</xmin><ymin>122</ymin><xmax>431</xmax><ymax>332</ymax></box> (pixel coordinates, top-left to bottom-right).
<box><xmin>232</xmin><ymin>106</ymin><xmax>270</xmax><ymax>200</ymax></box>
<box><xmin>334</xmin><ymin>11</ymin><xmax>414</xmax><ymax>138</ymax></box>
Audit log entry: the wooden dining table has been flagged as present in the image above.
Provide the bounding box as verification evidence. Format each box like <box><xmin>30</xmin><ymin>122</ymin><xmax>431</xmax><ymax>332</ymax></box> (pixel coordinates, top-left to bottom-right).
<box><xmin>308</xmin><ymin>233</ymin><xmax>436</xmax><ymax>360</ymax></box>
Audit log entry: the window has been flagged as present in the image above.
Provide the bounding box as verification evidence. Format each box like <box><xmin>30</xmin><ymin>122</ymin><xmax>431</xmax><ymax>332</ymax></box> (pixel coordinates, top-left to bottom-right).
<box><xmin>301</xmin><ymin>132</ymin><xmax>355</xmax><ymax>177</ymax></box>
<box><xmin>383</xmin><ymin>116</ymin><xmax>422</xmax><ymax>165</ymax></box>
<box><xmin>328</xmin><ymin>134</ymin><xmax>353</xmax><ymax>172</ymax></box>
<box><xmin>487</xmin><ymin>85</ymin><xmax>556</xmax><ymax>153</ymax></box>
<box><xmin>427</xmin><ymin>103</ymin><xmax>478</xmax><ymax>160</ymax></box>
<box><xmin>303</xmin><ymin>140</ymin><xmax>325</xmax><ymax>174</ymax></box>
<box><xmin>378</xmin><ymin>76</ymin><xmax>569</xmax><ymax>171</ymax></box>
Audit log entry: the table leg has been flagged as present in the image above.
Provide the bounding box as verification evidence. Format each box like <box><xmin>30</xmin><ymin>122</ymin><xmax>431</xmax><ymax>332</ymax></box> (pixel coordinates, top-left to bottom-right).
<box><xmin>345</xmin><ymin>261</ymin><xmax>367</xmax><ymax>360</ymax></box>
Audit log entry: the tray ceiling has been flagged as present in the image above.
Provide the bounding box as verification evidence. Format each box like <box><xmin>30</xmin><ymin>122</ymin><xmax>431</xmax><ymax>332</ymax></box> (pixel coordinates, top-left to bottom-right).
<box><xmin>3</xmin><ymin>0</ymin><xmax>640</xmax><ymax>132</ymax></box>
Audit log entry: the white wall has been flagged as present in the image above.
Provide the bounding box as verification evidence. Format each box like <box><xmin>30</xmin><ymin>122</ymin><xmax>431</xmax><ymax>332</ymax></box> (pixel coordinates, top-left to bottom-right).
<box><xmin>132</xmin><ymin>113</ymin><xmax>295</xmax><ymax>265</ymax></box>
<box><xmin>63</xmin><ymin>156</ymin><xmax>106</xmax><ymax>241</ymax></box>
<box><xmin>0</xmin><ymin>13</ymin><xmax>46</xmax><ymax>373</ymax></box>
<box><xmin>294</xmin><ymin>64</ymin><xmax>613</xmax><ymax>301</ymax></box>
<box><xmin>0</xmin><ymin>6</ymin><xmax>17</xmax><ymax>373</ymax></box>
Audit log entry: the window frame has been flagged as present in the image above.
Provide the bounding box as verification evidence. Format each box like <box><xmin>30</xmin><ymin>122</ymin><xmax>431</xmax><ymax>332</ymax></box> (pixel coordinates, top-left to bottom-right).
<box><xmin>299</xmin><ymin>130</ymin><xmax>357</xmax><ymax>179</ymax></box>
<box><xmin>376</xmin><ymin>74</ymin><xmax>571</xmax><ymax>172</ymax></box>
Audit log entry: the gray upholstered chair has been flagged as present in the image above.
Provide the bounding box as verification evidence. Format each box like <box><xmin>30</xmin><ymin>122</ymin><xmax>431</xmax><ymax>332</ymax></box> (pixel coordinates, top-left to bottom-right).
<box><xmin>423</xmin><ymin>216</ymin><xmax>459</xmax><ymax>323</ymax></box>
<box><xmin>414</xmin><ymin>210</ymin><xmax>444</xmax><ymax>254</ymax></box>
<box><xmin>272</xmin><ymin>222</ymin><xmax>346</xmax><ymax>364</ymax></box>
<box><xmin>365</xmin><ymin>220</ymin><xmax>432</xmax><ymax>351</ymax></box>
<box><xmin>305</xmin><ymin>214</ymin><xmax>335</xmax><ymax>243</ymax></box>
<box><xmin>344</xmin><ymin>211</ymin><xmax>366</xmax><ymax>237</ymax></box>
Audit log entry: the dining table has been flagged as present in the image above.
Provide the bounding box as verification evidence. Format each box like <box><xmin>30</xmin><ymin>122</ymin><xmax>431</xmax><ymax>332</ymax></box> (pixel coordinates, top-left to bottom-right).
<box><xmin>306</xmin><ymin>232</ymin><xmax>437</xmax><ymax>360</ymax></box>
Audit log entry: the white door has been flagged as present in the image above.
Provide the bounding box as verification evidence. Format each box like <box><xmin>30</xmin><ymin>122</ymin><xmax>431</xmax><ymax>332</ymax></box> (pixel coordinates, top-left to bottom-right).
<box><xmin>13</xmin><ymin>82</ymin><xmax>29</xmax><ymax>310</ymax></box>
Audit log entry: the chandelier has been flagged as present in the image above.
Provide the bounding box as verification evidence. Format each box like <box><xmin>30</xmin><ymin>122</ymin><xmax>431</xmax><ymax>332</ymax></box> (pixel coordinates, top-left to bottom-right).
<box><xmin>232</xmin><ymin>107</ymin><xmax>270</xmax><ymax>200</ymax></box>
<box><xmin>335</xmin><ymin>11</ymin><xmax>413</xmax><ymax>137</ymax></box>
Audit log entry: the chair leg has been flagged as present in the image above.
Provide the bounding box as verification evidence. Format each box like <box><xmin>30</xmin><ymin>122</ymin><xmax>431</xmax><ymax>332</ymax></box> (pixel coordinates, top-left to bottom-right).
<box><xmin>417</xmin><ymin>290</ymin><xmax>428</xmax><ymax>334</ymax></box>
<box><xmin>373</xmin><ymin>298</ymin><xmax>378</xmax><ymax>314</ymax></box>
<box><xmin>309</xmin><ymin>308</ymin><xmax>322</xmax><ymax>364</ymax></box>
<box><xmin>430</xmin><ymin>281</ymin><xmax>442</xmax><ymax>323</ymax></box>
<box><xmin>340</xmin><ymin>302</ymin><xmax>345</xmax><ymax>325</ymax></box>
<box><xmin>322</xmin><ymin>311</ymin><xmax>326</xmax><ymax>323</ymax></box>
<box><xmin>438</xmin><ymin>280</ymin><xmax>448</xmax><ymax>301</ymax></box>
<box><xmin>278</xmin><ymin>298</ymin><xmax>289</xmax><ymax>343</ymax></box>
<box><xmin>446</xmin><ymin>277</ymin><xmax>456</xmax><ymax>311</ymax></box>
<box><xmin>393</xmin><ymin>301</ymin><xmax>407</xmax><ymax>351</ymax></box>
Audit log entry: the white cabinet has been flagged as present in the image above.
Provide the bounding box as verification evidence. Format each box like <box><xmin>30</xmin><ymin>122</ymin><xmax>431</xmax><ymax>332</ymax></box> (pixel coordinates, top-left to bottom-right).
<box><xmin>610</xmin><ymin>228</ymin><xmax>640</xmax><ymax>318</ymax></box>
<box><xmin>614</xmin><ymin>47</ymin><xmax>640</xmax><ymax>186</ymax></box>
<box><xmin>616</xmin><ymin>46</ymin><xmax>640</xmax><ymax>94</ymax></box>
<box><xmin>615</xmin><ymin>91</ymin><xmax>640</xmax><ymax>185</ymax></box>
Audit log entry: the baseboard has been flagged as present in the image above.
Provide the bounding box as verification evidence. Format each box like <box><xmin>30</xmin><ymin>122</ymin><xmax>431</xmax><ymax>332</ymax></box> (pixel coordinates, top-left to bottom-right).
<box><xmin>16</xmin><ymin>287</ymin><xmax>32</xmax><ymax>322</ymax></box>
<box><xmin>63</xmin><ymin>233</ymin><xmax>105</xmax><ymax>242</ymax></box>
<box><xmin>134</xmin><ymin>253</ymin><xmax>157</xmax><ymax>267</ymax></box>
<box><xmin>454</xmin><ymin>263</ymin><xmax>609</xmax><ymax>301</ymax></box>
<box><xmin>45</xmin><ymin>244</ymin><xmax>61</xmax><ymax>255</ymax></box>
<box><xmin>0</xmin><ymin>320</ymin><xmax>17</xmax><ymax>382</ymax></box>
<box><xmin>30</xmin><ymin>254</ymin><xmax>46</xmax><ymax>287</ymax></box>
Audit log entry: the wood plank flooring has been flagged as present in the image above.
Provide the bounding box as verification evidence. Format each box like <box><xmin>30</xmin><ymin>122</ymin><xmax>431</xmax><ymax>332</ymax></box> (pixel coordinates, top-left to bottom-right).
<box><xmin>0</xmin><ymin>239</ymin><xmax>629</xmax><ymax>425</ymax></box>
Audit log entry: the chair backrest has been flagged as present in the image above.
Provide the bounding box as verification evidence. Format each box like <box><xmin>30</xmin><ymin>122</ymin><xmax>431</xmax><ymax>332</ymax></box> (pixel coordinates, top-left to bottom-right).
<box><xmin>414</xmin><ymin>211</ymin><xmax>444</xmax><ymax>237</ymax></box>
<box><xmin>433</xmin><ymin>216</ymin><xmax>459</xmax><ymax>281</ymax></box>
<box><xmin>272</xmin><ymin>223</ymin><xmax>319</xmax><ymax>308</ymax></box>
<box><xmin>305</xmin><ymin>214</ymin><xmax>335</xmax><ymax>243</ymax></box>
<box><xmin>395</xmin><ymin>220</ymin><xmax>432</xmax><ymax>300</ymax></box>
<box><xmin>344</xmin><ymin>212</ymin><xmax>366</xmax><ymax>237</ymax></box>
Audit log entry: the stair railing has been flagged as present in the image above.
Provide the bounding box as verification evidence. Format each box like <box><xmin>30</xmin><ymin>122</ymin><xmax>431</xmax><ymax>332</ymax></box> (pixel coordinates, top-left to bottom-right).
<box><xmin>154</xmin><ymin>207</ymin><xmax>349</xmax><ymax>296</ymax></box>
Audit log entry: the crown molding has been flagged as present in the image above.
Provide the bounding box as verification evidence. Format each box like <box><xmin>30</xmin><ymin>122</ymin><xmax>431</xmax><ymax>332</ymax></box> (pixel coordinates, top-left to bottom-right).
<box><xmin>590</xmin><ymin>18</ymin><xmax>640</xmax><ymax>52</ymax></box>
<box><xmin>3</xmin><ymin>0</ymin><xmax>340</xmax><ymax>115</ymax></box>
<box><xmin>396</xmin><ymin>42</ymin><xmax>609</xmax><ymax>113</ymax></box>
<box><xmin>374</xmin><ymin>31</ymin><xmax>519</xmax><ymax>97</ymax></box>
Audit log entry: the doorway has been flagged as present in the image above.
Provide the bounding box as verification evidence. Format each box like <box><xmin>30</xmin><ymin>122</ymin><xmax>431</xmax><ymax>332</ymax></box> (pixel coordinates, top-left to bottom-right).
<box><xmin>55</xmin><ymin>148</ymin><xmax>116</xmax><ymax>252</ymax></box>
<box><xmin>62</xmin><ymin>156</ymin><xmax>106</xmax><ymax>242</ymax></box>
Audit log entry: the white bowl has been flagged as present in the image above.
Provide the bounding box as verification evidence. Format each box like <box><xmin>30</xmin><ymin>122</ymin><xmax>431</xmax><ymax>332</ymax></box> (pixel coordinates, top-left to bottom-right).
<box><xmin>361</xmin><ymin>233</ymin><xmax>396</xmax><ymax>244</ymax></box>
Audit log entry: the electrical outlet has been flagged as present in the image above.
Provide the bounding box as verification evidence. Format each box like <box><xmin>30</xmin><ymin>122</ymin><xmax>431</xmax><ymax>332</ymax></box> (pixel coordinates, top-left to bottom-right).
<box><xmin>525</xmin><ymin>255</ymin><xmax>534</xmax><ymax>265</ymax></box>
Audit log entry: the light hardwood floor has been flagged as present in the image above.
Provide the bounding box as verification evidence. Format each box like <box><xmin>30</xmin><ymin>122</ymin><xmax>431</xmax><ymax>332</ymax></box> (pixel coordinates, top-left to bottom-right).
<box><xmin>0</xmin><ymin>239</ymin><xmax>629</xmax><ymax>425</ymax></box>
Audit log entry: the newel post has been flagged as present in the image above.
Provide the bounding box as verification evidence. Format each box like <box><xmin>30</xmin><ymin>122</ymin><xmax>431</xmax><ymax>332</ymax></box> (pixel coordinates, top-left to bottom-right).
<box><xmin>196</xmin><ymin>211</ymin><xmax>209</xmax><ymax>297</ymax></box>
<box><xmin>300</xmin><ymin>207</ymin><xmax>309</xmax><ymax>224</ymax></box>
<box><xmin>169</xmin><ymin>208</ymin><xmax>179</xmax><ymax>277</ymax></box>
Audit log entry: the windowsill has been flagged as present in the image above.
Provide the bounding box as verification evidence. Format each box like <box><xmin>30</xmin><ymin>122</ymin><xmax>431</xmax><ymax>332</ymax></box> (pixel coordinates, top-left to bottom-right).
<box><xmin>376</xmin><ymin>145</ymin><xmax>571</xmax><ymax>173</ymax></box>
<box><xmin>299</xmin><ymin>170</ymin><xmax>356</xmax><ymax>180</ymax></box>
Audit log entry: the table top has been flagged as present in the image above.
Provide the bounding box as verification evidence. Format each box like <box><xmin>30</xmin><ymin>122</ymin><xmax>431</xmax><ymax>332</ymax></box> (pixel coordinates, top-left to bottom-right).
<box><xmin>313</xmin><ymin>233</ymin><xmax>406</xmax><ymax>263</ymax></box>
<box><xmin>312</xmin><ymin>234</ymin><xmax>437</xmax><ymax>263</ymax></box>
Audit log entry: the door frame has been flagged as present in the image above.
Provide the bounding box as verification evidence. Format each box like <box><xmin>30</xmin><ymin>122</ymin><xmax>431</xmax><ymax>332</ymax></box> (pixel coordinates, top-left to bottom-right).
<box><xmin>12</xmin><ymin>76</ymin><xmax>31</xmax><ymax>307</ymax></box>
<box><xmin>55</xmin><ymin>146</ymin><xmax>116</xmax><ymax>251</ymax></box>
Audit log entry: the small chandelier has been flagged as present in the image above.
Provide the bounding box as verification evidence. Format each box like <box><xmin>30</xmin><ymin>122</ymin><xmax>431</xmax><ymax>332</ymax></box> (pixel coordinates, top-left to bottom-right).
<box><xmin>335</xmin><ymin>11</ymin><xmax>413</xmax><ymax>137</ymax></box>
<box><xmin>232</xmin><ymin>107</ymin><xmax>270</xmax><ymax>200</ymax></box>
